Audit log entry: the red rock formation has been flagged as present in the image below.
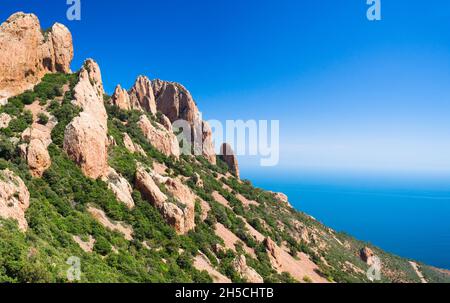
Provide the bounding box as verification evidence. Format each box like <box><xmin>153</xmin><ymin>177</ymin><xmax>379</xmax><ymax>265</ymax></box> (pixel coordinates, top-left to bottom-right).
<box><xmin>0</xmin><ymin>169</ymin><xmax>30</xmax><ymax>231</ymax></box>
<box><xmin>0</xmin><ymin>12</ymin><xmax>73</xmax><ymax>101</ymax></box>
<box><xmin>137</xmin><ymin>115</ymin><xmax>180</xmax><ymax>157</ymax></box>
<box><xmin>129</xmin><ymin>76</ymin><xmax>157</xmax><ymax>114</ymax></box>
<box><xmin>220</xmin><ymin>143</ymin><xmax>240</xmax><ymax>179</ymax></box>
<box><xmin>135</xmin><ymin>164</ymin><xmax>195</xmax><ymax>234</ymax></box>
<box><xmin>110</xmin><ymin>85</ymin><xmax>131</xmax><ymax>111</ymax></box>
<box><xmin>152</xmin><ymin>79</ymin><xmax>216</xmax><ymax>164</ymax></box>
<box><xmin>63</xmin><ymin>59</ymin><xmax>109</xmax><ymax>179</ymax></box>
<box><xmin>232</xmin><ymin>255</ymin><xmax>264</xmax><ymax>283</ymax></box>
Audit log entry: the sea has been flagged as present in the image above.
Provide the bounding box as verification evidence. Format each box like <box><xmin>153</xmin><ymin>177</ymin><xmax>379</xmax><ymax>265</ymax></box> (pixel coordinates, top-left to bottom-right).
<box><xmin>242</xmin><ymin>169</ymin><xmax>450</xmax><ymax>270</ymax></box>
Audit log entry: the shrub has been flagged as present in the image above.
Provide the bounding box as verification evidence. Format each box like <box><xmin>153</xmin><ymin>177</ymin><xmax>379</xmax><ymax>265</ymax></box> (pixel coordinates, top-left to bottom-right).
<box><xmin>37</xmin><ymin>113</ymin><xmax>49</xmax><ymax>125</ymax></box>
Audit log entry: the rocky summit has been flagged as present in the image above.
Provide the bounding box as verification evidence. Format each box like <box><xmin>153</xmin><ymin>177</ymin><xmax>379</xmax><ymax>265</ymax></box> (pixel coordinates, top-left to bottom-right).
<box><xmin>0</xmin><ymin>12</ymin><xmax>449</xmax><ymax>284</ymax></box>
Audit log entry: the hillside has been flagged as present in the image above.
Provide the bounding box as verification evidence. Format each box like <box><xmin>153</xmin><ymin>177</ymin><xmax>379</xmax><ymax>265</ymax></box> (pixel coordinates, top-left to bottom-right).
<box><xmin>0</xmin><ymin>12</ymin><xmax>449</xmax><ymax>283</ymax></box>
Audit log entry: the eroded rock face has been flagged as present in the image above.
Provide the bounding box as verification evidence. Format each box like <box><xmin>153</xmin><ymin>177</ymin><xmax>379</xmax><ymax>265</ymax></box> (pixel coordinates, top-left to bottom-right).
<box><xmin>135</xmin><ymin>164</ymin><xmax>195</xmax><ymax>234</ymax></box>
<box><xmin>122</xmin><ymin>133</ymin><xmax>146</xmax><ymax>157</ymax></box>
<box><xmin>152</xmin><ymin>80</ymin><xmax>198</xmax><ymax>123</ymax></box>
<box><xmin>64</xmin><ymin>112</ymin><xmax>109</xmax><ymax>179</ymax></box>
<box><xmin>158</xmin><ymin>114</ymin><xmax>173</xmax><ymax>132</ymax></box>
<box><xmin>152</xmin><ymin>79</ymin><xmax>216</xmax><ymax>164</ymax></box>
<box><xmin>137</xmin><ymin>115</ymin><xmax>180</xmax><ymax>157</ymax></box>
<box><xmin>64</xmin><ymin>59</ymin><xmax>109</xmax><ymax>179</ymax></box>
<box><xmin>102</xmin><ymin>168</ymin><xmax>134</xmax><ymax>209</ymax></box>
<box><xmin>110</xmin><ymin>85</ymin><xmax>131</xmax><ymax>111</ymax></box>
<box><xmin>135</xmin><ymin>164</ymin><xmax>167</xmax><ymax>208</ymax></box>
<box><xmin>232</xmin><ymin>255</ymin><xmax>264</xmax><ymax>283</ymax></box>
<box><xmin>220</xmin><ymin>143</ymin><xmax>240</xmax><ymax>179</ymax></box>
<box><xmin>0</xmin><ymin>12</ymin><xmax>73</xmax><ymax>100</ymax></box>
<box><xmin>129</xmin><ymin>76</ymin><xmax>157</xmax><ymax>114</ymax></box>
<box><xmin>0</xmin><ymin>169</ymin><xmax>30</xmax><ymax>231</ymax></box>
<box><xmin>164</xmin><ymin>178</ymin><xmax>196</xmax><ymax>233</ymax></box>
<box><xmin>71</xmin><ymin>59</ymin><xmax>106</xmax><ymax>127</ymax></box>
<box><xmin>265</xmin><ymin>237</ymin><xmax>282</xmax><ymax>268</ymax></box>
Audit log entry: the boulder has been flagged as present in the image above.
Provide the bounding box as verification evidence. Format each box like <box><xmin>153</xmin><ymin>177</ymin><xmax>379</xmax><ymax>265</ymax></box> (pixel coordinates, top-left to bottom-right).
<box><xmin>137</xmin><ymin>115</ymin><xmax>180</xmax><ymax>157</ymax></box>
<box><xmin>0</xmin><ymin>12</ymin><xmax>73</xmax><ymax>100</ymax></box>
<box><xmin>102</xmin><ymin>167</ymin><xmax>134</xmax><ymax>209</ymax></box>
<box><xmin>0</xmin><ymin>169</ymin><xmax>30</xmax><ymax>231</ymax></box>
<box><xmin>20</xmin><ymin>119</ymin><xmax>56</xmax><ymax>177</ymax></box>
<box><xmin>219</xmin><ymin>143</ymin><xmax>240</xmax><ymax>179</ymax></box>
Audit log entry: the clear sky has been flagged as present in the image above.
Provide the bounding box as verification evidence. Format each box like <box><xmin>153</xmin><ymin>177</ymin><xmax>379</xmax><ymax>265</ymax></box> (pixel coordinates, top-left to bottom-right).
<box><xmin>2</xmin><ymin>0</ymin><xmax>450</xmax><ymax>176</ymax></box>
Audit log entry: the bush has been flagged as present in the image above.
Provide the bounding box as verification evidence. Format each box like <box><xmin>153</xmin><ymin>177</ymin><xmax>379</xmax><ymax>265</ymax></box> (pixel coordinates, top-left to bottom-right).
<box><xmin>37</xmin><ymin>113</ymin><xmax>49</xmax><ymax>125</ymax></box>
<box><xmin>94</xmin><ymin>236</ymin><xmax>112</xmax><ymax>255</ymax></box>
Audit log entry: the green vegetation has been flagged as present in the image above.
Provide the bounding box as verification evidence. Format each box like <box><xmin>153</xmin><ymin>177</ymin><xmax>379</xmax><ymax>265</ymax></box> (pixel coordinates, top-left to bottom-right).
<box><xmin>0</xmin><ymin>71</ymin><xmax>448</xmax><ymax>284</ymax></box>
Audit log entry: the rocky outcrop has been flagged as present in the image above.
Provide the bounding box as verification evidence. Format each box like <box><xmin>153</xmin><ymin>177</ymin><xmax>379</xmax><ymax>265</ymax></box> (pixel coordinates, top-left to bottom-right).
<box><xmin>264</xmin><ymin>237</ymin><xmax>328</xmax><ymax>283</ymax></box>
<box><xmin>129</xmin><ymin>76</ymin><xmax>157</xmax><ymax>114</ymax></box>
<box><xmin>164</xmin><ymin>178</ymin><xmax>196</xmax><ymax>233</ymax></box>
<box><xmin>71</xmin><ymin>59</ymin><xmax>106</xmax><ymax>126</ymax></box>
<box><xmin>0</xmin><ymin>169</ymin><xmax>30</xmax><ymax>231</ymax></box>
<box><xmin>360</xmin><ymin>247</ymin><xmax>376</xmax><ymax>266</ymax></box>
<box><xmin>102</xmin><ymin>167</ymin><xmax>134</xmax><ymax>209</ymax></box>
<box><xmin>64</xmin><ymin>59</ymin><xmax>109</xmax><ymax>179</ymax></box>
<box><xmin>135</xmin><ymin>164</ymin><xmax>168</xmax><ymax>208</ymax></box>
<box><xmin>87</xmin><ymin>206</ymin><xmax>133</xmax><ymax>241</ymax></box>
<box><xmin>152</xmin><ymin>79</ymin><xmax>216</xmax><ymax>164</ymax></box>
<box><xmin>232</xmin><ymin>255</ymin><xmax>264</xmax><ymax>283</ymax></box>
<box><xmin>193</xmin><ymin>252</ymin><xmax>231</xmax><ymax>283</ymax></box>
<box><xmin>220</xmin><ymin>143</ymin><xmax>240</xmax><ymax>179</ymax></box>
<box><xmin>135</xmin><ymin>164</ymin><xmax>195</xmax><ymax>234</ymax></box>
<box><xmin>0</xmin><ymin>12</ymin><xmax>73</xmax><ymax>100</ymax></box>
<box><xmin>110</xmin><ymin>85</ymin><xmax>131</xmax><ymax>111</ymax></box>
<box><xmin>122</xmin><ymin>133</ymin><xmax>146</xmax><ymax>157</ymax></box>
<box><xmin>20</xmin><ymin>117</ymin><xmax>57</xmax><ymax>177</ymax></box>
<box><xmin>152</xmin><ymin>80</ymin><xmax>198</xmax><ymax>124</ymax></box>
<box><xmin>0</xmin><ymin>113</ymin><xmax>11</xmax><ymax>128</ymax></box>
<box><xmin>271</xmin><ymin>192</ymin><xmax>293</xmax><ymax>208</ymax></box>
<box><xmin>137</xmin><ymin>115</ymin><xmax>180</xmax><ymax>157</ymax></box>
<box><xmin>73</xmin><ymin>235</ymin><xmax>96</xmax><ymax>253</ymax></box>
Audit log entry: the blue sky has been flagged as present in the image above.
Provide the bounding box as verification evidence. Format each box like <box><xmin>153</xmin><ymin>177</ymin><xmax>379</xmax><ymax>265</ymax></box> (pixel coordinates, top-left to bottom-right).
<box><xmin>2</xmin><ymin>0</ymin><xmax>450</xmax><ymax>176</ymax></box>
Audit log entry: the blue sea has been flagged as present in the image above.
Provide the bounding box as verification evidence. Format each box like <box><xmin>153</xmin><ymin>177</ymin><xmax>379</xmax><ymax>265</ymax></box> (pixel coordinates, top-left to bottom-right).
<box><xmin>243</xmin><ymin>170</ymin><xmax>450</xmax><ymax>270</ymax></box>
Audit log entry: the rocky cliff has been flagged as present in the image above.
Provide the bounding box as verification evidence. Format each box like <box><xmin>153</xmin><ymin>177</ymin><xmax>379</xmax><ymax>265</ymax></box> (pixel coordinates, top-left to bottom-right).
<box><xmin>0</xmin><ymin>12</ymin><xmax>448</xmax><ymax>284</ymax></box>
<box><xmin>0</xmin><ymin>12</ymin><xmax>73</xmax><ymax>103</ymax></box>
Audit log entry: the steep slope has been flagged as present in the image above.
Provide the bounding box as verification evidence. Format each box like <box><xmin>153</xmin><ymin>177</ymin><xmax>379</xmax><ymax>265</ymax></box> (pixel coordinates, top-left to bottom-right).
<box><xmin>0</xmin><ymin>12</ymin><xmax>449</xmax><ymax>283</ymax></box>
